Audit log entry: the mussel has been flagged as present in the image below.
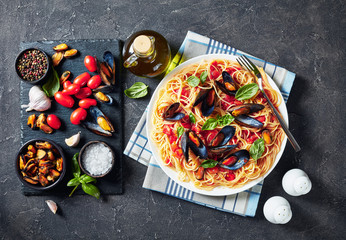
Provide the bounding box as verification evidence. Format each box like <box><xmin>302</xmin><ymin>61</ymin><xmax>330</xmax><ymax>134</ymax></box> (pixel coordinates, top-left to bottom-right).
<box><xmin>215</xmin><ymin>71</ymin><xmax>238</xmax><ymax>96</ymax></box>
<box><xmin>93</xmin><ymin>92</ymin><xmax>113</xmax><ymax>105</ymax></box>
<box><xmin>262</xmin><ymin>129</ymin><xmax>272</xmax><ymax>144</ymax></box>
<box><xmin>234</xmin><ymin>115</ymin><xmax>264</xmax><ymax>128</ymax></box>
<box><xmin>228</xmin><ymin>104</ymin><xmax>264</xmax><ymax>117</ymax></box>
<box><xmin>82</xmin><ymin>106</ymin><xmax>115</xmax><ymax>136</ymax></box>
<box><xmin>98</xmin><ymin>51</ymin><xmax>116</xmax><ymax>86</ymax></box>
<box><xmin>163</xmin><ymin>102</ymin><xmax>185</xmax><ymax>121</ymax></box>
<box><xmin>193</xmin><ymin>89</ymin><xmax>215</xmax><ymax>117</ymax></box>
<box><xmin>219</xmin><ymin>150</ymin><xmax>250</xmax><ymax>170</ymax></box>
<box><xmin>181</xmin><ymin>130</ymin><xmax>208</xmax><ymax>161</ymax></box>
<box><xmin>210</xmin><ymin>126</ymin><xmax>235</xmax><ymax>147</ymax></box>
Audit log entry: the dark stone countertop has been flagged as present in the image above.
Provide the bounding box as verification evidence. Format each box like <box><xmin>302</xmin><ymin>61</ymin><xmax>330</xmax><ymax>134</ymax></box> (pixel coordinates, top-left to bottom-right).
<box><xmin>0</xmin><ymin>0</ymin><xmax>345</xmax><ymax>239</ymax></box>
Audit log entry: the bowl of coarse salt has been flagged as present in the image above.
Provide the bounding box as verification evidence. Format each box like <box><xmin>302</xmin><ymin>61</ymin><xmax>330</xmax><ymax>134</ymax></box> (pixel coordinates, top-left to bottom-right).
<box><xmin>79</xmin><ymin>141</ymin><xmax>115</xmax><ymax>178</ymax></box>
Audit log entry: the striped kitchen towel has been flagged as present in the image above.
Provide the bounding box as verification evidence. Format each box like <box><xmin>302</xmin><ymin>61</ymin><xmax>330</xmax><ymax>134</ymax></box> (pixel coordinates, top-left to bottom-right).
<box><xmin>124</xmin><ymin>31</ymin><xmax>296</xmax><ymax>217</ymax></box>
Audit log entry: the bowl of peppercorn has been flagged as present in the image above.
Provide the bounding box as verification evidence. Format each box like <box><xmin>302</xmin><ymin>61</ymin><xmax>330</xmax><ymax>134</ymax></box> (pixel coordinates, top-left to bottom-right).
<box><xmin>15</xmin><ymin>48</ymin><xmax>51</xmax><ymax>85</ymax></box>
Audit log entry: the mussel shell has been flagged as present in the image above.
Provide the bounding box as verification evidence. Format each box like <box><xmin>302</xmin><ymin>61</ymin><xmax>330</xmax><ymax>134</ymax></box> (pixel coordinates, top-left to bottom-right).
<box><xmin>219</xmin><ymin>150</ymin><xmax>250</xmax><ymax>170</ymax></box>
<box><xmin>81</xmin><ymin>121</ymin><xmax>112</xmax><ymax>137</ymax></box>
<box><xmin>89</xmin><ymin>106</ymin><xmax>115</xmax><ymax>133</ymax></box>
<box><xmin>215</xmin><ymin>71</ymin><xmax>237</xmax><ymax>96</ymax></box>
<box><xmin>187</xmin><ymin>131</ymin><xmax>208</xmax><ymax>160</ymax></box>
<box><xmin>193</xmin><ymin>90</ymin><xmax>208</xmax><ymax>107</ymax></box>
<box><xmin>209</xmin><ymin>144</ymin><xmax>237</xmax><ymax>154</ymax></box>
<box><xmin>181</xmin><ymin>131</ymin><xmax>189</xmax><ymax>162</ymax></box>
<box><xmin>201</xmin><ymin>89</ymin><xmax>215</xmax><ymax>117</ymax></box>
<box><xmin>209</xmin><ymin>126</ymin><xmax>235</xmax><ymax>147</ymax></box>
<box><xmin>92</xmin><ymin>85</ymin><xmax>114</xmax><ymax>93</ymax></box>
<box><xmin>163</xmin><ymin>103</ymin><xmax>185</xmax><ymax>121</ymax></box>
<box><xmin>234</xmin><ymin>115</ymin><xmax>264</xmax><ymax>128</ymax></box>
<box><xmin>93</xmin><ymin>92</ymin><xmax>114</xmax><ymax>105</ymax></box>
<box><xmin>103</xmin><ymin>51</ymin><xmax>115</xmax><ymax>71</ymax></box>
<box><xmin>229</xmin><ymin>104</ymin><xmax>265</xmax><ymax>117</ymax></box>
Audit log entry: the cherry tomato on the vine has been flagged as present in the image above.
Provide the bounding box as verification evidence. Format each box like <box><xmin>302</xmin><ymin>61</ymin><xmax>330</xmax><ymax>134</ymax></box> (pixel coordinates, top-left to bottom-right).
<box><xmin>54</xmin><ymin>91</ymin><xmax>75</xmax><ymax>108</ymax></box>
<box><xmin>47</xmin><ymin>114</ymin><xmax>61</xmax><ymax>130</ymax></box>
<box><xmin>70</xmin><ymin>108</ymin><xmax>87</xmax><ymax>125</ymax></box>
<box><xmin>87</xmin><ymin>75</ymin><xmax>102</xmax><ymax>89</ymax></box>
<box><xmin>84</xmin><ymin>55</ymin><xmax>97</xmax><ymax>72</ymax></box>
<box><xmin>62</xmin><ymin>84</ymin><xmax>80</xmax><ymax>95</ymax></box>
<box><xmin>79</xmin><ymin>98</ymin><xmax>97</xmax><ymax>109</ymax></box>
<box><xmin>73</xmin><ymin>72</ymin><xmax>90</xmax><ymax>87</ymax></box>
<box><xmin>74</xmin><ymin>87</ymin><xmax>92</xmax><ymax>99</ymax></box>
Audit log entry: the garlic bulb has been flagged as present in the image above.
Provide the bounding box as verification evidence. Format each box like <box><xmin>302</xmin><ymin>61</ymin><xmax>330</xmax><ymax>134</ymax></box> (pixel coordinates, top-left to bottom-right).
<box><xmin>21</xmin><ymin>86</ymin><xmax>51</xmax><ymax>112</ymax></box>
<box><xmin>65</xmin><ymin>131</ymin><xmax>81</xmax><ymax>147</ymax></box>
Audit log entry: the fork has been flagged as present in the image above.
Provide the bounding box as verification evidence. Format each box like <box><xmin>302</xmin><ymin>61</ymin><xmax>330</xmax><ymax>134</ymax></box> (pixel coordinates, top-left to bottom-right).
<box><xmin>237</xmin><ymin>55</ymin><xmax>301</xmax><ymax>152</ymax></box>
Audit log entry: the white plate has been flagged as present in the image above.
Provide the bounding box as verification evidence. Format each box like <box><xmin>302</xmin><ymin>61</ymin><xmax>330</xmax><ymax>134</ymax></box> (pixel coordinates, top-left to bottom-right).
<box><xmin>146</xmin><ymin>54</ymin><xmax>288</xmax><ymax>196</ymax></box>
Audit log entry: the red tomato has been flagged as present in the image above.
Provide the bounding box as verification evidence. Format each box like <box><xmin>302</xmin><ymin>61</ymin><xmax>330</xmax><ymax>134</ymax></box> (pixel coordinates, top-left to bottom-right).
<box><xmin>171</xmin><ymin>142</ymin><xmax>179</xmax><ymax>152</ymax></box>
<box><xmin>181</xmin><ymin>122</ymin><xmax>191</xmax><ymax>129</ymax></box>
<box><xmin>73</xmin><ymin>72</ymin><xmax>90</xmax><ymax>87</ymax></box>
<box><xmin>79</xmin><ymin>98</ymin><xmax>97</xmax><ymax>109</ymax></box>
<box><xmin>54</xmin><ymin>91</ymin><xmax>74</xmax><ymax>108</ymax></box>
<box><xmin>211</xmin><ymin>70</ymin><xmax>220</xmax><ymax>79</ymax></box>
<box><xmin>169</xmin><ymin>135</ymin><xmax>177</xmax><ymax>144</ymax></box>
<box><xmin>207</xmin><ymin>166</ymin><xmax>219</xmax><ymax>174</ymax></box>
<box><xmin>225</xmin><ymin>172</ymin><xmax>235</xmax><ymax>181</ymax></box>
<box><xmin>70</xmin><ymin>107</ymin><xmax>87</xmax><ymax>125</ymax></box>
<box><xmin>163</xmin><ymin>125</ymin><xmax>173</xmax><ymax>135</ymax></box>
<box><xmin>164</xmin><ymin>158</ymin><xmax>173</xmax><ymax>167</ymax></box>
<box><xmin>87</xmin><ymin>75</ymin><xmax>102</xmax><ymax>89</ymax></box>
<box><xmin>46</xmin><ymin>114</ymin><xmax>61</xmax><ymax>130</ymax></box>
<box><xmin>84</xmin><ymin>56</ymin><xmax>97</xmax><ymax>72</ymax></box>
<box><xmin>256</xmin><ymin>116</ymin><xmax>266</xmax><ymax>123</ymax></box>
<box><xmin>74</xmin><ymin>87</ymin><xmax>92</xmax><ymax>99</ymax></box>
<box><xmin>62</xmin><ymin>84</ymin><xmax>80</xmax><ymax>95</ymax></box>
<box><xmin>174</xmin><ymin>149</ymin><xmax>183</xmax><ymax>158</ymax></box>
<box><xmin>191</xmin><ymin>125</ymin><xmax>201</xmax><ymax>134</ymax></box>
<box><xmin>63</xmin><ymin>81</ymin><xmax>72</xmax><ymax>89</ymax></box>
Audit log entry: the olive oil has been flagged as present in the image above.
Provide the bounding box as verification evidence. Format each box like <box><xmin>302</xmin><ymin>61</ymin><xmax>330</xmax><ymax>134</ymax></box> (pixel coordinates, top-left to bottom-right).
<box><xmin>123</xmin><ymin>30</ymin><xmax>171</xmax><ymax>78</ymax></box>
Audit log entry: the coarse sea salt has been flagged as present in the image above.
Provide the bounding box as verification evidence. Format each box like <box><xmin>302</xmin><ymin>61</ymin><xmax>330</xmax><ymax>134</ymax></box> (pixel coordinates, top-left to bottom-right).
<box><xmin>82</xmin><ymin>142</ymin><xmax>113</xmax><ymax>176</ymax></box>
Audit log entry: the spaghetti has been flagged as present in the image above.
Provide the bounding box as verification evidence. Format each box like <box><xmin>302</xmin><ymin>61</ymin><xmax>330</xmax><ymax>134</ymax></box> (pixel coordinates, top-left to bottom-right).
<box><xmin>151</xmin><ymin>59</ymin><xmax>285</xmax><ymax>190</ymax></box>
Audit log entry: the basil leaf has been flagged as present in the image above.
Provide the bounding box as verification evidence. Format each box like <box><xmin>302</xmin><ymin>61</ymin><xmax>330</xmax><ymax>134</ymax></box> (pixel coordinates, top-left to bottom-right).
<box><xmin>201</xmin><ymin>118</ymin><xmax>218</xmax><ymax>130</ymax></box>
<box><xmin>189</xmin><ymin>113</ymin><xmax>196</xmax><ymax>124</ymax></box>
<box><xmin>235</xmin><ymin>83</ymin><xmax>259</xmax><ymax>100</ymax></box>
<box><xmin>124</xmin><ymin>82</ymin><xmax>148</xmax><ymax>98</ymax></box>
<box><xmin>72</xmin><ymin>153</ymin><xmax>80</xmax><ymax>178</ymax></box>
<box><xmin>42</xmin><ymin>67</ymin><xmax>60</xmax><ymax>97</ymax></box>
<box><xmin>200</xmin><ymin>71</ymin><xmax>208</xmax><ymax>83</ymax></box>
<box><xmin>177</xmin><ymin>126</ymin><xmax>184</xmax><ymax>138</ymax></box>
<box><xmin>67</xmin><ymin>177</ymin><xmax>80</xmax><ymax>187</ymax></box>
<box><xmin>200</xmin><ymin>159</ymin><xmax>218</xmax><ymax>168</ymax></box>
<box><xmin>187</xmin><ymin>76</ymin><xmax>200</xmax><ymax>87</ymax></box>
<box><xmin>82</xmin><ymin>183</ymin><xmax>100</xmax><ymax>199</ymax></box>
<box><xmin>80</xmin><ymin>174</ymin><xmax>97</xmax><ymax>184</ymax></box>
<box><xmin>250</xmin><ymin>138</ymin><xmax>265</xmax><ymax>160</ymax></box>
<box><xmin>218</xmin><ymin>114</ymin><xmax>235</xmax><ymax>126</ymax></box>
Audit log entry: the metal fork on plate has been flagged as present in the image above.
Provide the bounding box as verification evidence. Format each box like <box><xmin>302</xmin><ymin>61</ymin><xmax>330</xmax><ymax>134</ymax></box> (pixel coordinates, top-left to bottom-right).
<box><xmin>237</xmin><ymin>55</ymin><xmax>301</xmax><ymax>152</ymax></box>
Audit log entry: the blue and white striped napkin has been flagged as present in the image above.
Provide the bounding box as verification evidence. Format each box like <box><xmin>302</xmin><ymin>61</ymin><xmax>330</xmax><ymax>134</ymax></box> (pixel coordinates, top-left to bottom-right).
<box><xmin>124</xmin><ymin>31</ymin><xmax>296</xmax><ymax>217</ymax></box>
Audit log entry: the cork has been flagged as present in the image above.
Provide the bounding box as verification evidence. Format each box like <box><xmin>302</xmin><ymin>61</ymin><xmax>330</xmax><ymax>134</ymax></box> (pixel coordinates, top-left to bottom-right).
<box><xmin>133</xmin><ymin>35</ymin><xmax>152</xmax><ymax>54</ymax></box>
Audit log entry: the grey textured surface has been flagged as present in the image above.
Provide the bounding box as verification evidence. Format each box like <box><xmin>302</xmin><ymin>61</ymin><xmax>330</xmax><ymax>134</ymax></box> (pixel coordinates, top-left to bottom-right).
<box><xmin>0</xmin><ymin>0</ymin><xmax>345</xmax><ymax>239</ymax></box>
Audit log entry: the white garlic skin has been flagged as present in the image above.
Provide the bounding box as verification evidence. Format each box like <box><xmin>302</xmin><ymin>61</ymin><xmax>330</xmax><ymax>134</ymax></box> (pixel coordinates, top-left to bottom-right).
<box><xmin>45</xmin><ymin>200</ymin><xmax>58</xmax><ymax>214</ymax></box>
<box><xmin>21</xmin><ymin>86</ymin><xmax>51</xmax><ymax>112</ymax></box>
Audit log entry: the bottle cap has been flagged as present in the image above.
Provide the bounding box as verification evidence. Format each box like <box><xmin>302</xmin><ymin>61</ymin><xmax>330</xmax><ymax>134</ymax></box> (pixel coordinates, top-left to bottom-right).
<box><xmin>133</xmin><ymin>35</ymin><xmax>152</xmax><ymax>54</ymax></box>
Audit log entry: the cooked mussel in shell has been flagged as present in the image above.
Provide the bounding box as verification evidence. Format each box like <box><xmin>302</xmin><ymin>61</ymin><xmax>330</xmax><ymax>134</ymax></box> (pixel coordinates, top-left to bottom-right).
<box><xmin>234</xmin><ymin>115</ymin><xmax>264</xmax><ymax>128</ymax></box>
<box><xmin>210</xmin><ymin>126</ymin><xmax>235</xmax><ymax>147</ymax></box>
<box><xmin>82</xmin><ymin>106</ymin><xmax>115</xmax><ymax>136</ymax></box>
<box><xmin>181</xmin><ymin>130</ymin><xmax>208</xmax><ymax>162</ymax></box>
<box><xmin>163</xmin><ymin>102</ymin><xmax>185</xmax><ymax>121</ymax></box>
<box><xmin>228</xmin><ymin>104</ymin><xmax>264</xmax><ymax>117</ymax></box>
<box><xmin>215</xmin><ymin>71</ymin><xmax>238</xmax><ymax>96</ymax></box>
<box><xmin>93</xmin><ymin>92</ymin><xmax>113</xmax><ymax>105</ymax></box>
<box><xmin>219</xmin><ymin>150</ymin><xmax>250</xmax><ymax>170</ymax></box>
<box><xmin>193</xmin><ymin>89</ymin><xmax>216</xmax><ymax>117</ymax></box>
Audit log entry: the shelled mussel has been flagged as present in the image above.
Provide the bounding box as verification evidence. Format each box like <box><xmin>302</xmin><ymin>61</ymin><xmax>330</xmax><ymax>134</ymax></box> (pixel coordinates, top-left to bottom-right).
<box><xmin>163</xmin><ymin>102</ymin><xmax>185</xmax><ymax>121</ymax></box>
<box><xmin>18</xmin><ymin>141</ymin><xmax>63</xmax><ymax>187</ymax></box>
<box><xmin>215</xmin><ymin>71</ymin><xmax>238</xmax><ymax>96</ymax></box>
<box><xmin>228</xmin><ymin>104</ymin><xmax>265</xmax><ymax>128</ymax></box>
<box><xmin>193</xmin><ymin>88</ymin><xmax>216</xmax><ymax>117</ymax></box>
<box><xmin>82</xmin><ymin>106</ymin><xmax>115</xmax><ymax>137</ymax></box>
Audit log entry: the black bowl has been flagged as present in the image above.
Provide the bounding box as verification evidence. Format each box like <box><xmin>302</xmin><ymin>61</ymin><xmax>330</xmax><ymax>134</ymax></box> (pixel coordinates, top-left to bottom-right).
<box><xmin>15</xmin><ymin>48</ymin><xmax>51</xmax><ymax>85</ymax></box>
<box><xmin>15</xmin><ymin>138</ymin><xmax>66</xmax><ymax>190</ymax></box>
<box><xmin>78</xmin><ymin>141</ymin><xmax>115</xmax><ymax>178</ymax></box>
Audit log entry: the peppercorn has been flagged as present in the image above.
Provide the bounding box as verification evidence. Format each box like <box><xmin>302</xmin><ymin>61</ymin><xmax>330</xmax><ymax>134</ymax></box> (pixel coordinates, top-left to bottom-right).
<box><xmin>17</xmin><ymin>49</ymin><xmax>48</xmax><ymax>81</ymax></box>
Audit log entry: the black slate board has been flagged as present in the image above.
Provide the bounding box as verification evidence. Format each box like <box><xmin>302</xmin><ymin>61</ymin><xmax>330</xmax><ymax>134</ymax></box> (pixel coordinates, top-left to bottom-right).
<box><xmin>19</xmin><ymin>39</ymin><xmax>123</xmax><ymax>196</ymax></box>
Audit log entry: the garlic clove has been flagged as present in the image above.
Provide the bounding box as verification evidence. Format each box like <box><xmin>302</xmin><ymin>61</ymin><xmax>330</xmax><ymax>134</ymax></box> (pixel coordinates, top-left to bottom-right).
<box><xmin>45</xmin><ymin>200</ymin><xmax>58</xmax><ymax>214</ymax></box>
<box><xmin>65</xmin><ymin>131</ymin><xmax>81</xmax><ymax>147</ymax></box>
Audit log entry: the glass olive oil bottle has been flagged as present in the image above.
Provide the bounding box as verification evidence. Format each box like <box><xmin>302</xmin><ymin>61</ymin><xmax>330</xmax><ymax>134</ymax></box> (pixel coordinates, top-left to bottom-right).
<box><xmin>123</xmin><ymin>30</ymin><xmax>171</xmax><ymax>78</ymax></box>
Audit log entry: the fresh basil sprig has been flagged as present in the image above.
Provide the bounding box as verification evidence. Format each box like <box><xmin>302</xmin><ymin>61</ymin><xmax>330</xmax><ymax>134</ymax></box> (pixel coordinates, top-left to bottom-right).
<box><xmin>202</xmin><ymin>114</ymin><xmax>235</xmax><ymax>130</ymax></box>
<box><xmin>200</xmin><ymin>71</ymin><xmax>208</xmax><ymax>83</ymax></box>
<box><xmin>235</xmin><ymin>83</ymin><xmax>259</xmax><ymax>100</ymax></box>
<box><xmin>189</xmin><ymin>113</ymin><xmax>196</xmax><ymax>124</ymax></box>
<box><xmin>200</xmin><ymin>159</ymin><xmax>218</xmax><ymax>168</ymax></box>
<box><xmin>187</xmin><ymin>76</ymin><xmax>200</xmax><ymax>87</ymax></box>
<box><xmin>124</xmin><ymin>82</ymin><xmax>148</xmax><ymax>98</ymax></box>
<box><xmin>67</xmin><ymin>153</ymin><xmax>100</xmax><ymax>199</ymax></box>
<box><xmin>177</xmin><ymin>126</ymin><xmax>184</xmax><ymax>138</ymax></box>
<box><xmin>42</xmin><ymin>67</ymin><xmax>60</xmax><ymax>97</ymax></box>
<box><xmin>250</xmin><ymin>138</ymin><xmax>265</xmax><ymax>160</ymax></box>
